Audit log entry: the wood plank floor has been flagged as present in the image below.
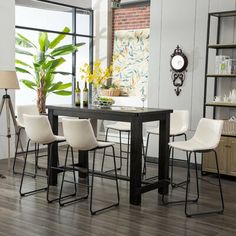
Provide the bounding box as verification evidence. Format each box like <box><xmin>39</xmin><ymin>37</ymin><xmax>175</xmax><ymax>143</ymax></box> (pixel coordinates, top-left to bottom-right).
<box><xmin>0</xmin><ymin>146</ymin><xmax>236</xmax><ymax>236</ymax></box>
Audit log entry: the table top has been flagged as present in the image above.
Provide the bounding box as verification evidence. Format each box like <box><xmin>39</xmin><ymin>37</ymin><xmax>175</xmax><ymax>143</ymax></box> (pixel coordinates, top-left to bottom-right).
<box><xmin>47</xmin><ymin>104</ymin><xmax>173</xmax><ymax>122</ymax></box>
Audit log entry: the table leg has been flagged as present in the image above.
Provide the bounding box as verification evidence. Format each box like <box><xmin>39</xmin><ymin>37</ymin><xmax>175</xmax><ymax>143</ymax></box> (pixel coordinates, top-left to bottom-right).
<box><xmin>158</xmin><ymin>113</ymin><xmax>170</xmax><ymax>194</ymax></box>
<box><xmin>79</xmin><ymin>150</ymin><xmax>88</xmax><ymax>178</ymax></box>
<box><xmin>77</xmin><ymin>118</ymin><xmax>96</xmax><ymax>178</ymax></box>
<box><xmin>130</xmin><ymin>118</ymin><xmax>142</xmax><ymax>205</ymax></box>
<box><xmin>48</xmin><ymin>109</ymin><xmax>58</xmax><ymax>185</ymax></box>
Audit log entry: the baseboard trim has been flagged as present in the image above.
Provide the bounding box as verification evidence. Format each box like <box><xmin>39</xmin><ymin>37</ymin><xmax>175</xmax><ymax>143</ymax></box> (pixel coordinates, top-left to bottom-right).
<box><xmin>146</xmin><ymin>156</ymin><xmax>201</xmax><ymax>170</ymax></box>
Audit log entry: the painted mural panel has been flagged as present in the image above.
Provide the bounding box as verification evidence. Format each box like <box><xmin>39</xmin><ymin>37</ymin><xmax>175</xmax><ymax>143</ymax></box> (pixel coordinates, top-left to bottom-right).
<box><xmin>112</xmin><ymin>29</ymin><xmax>150</xmax><ymax>97</ymax></box>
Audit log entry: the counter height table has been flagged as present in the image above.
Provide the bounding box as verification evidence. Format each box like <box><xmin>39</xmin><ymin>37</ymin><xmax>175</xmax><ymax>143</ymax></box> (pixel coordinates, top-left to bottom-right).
<box><xmin>47</xmin><ymin>104</ymin><xmax>172</xmax><ymax>205</ymax></box>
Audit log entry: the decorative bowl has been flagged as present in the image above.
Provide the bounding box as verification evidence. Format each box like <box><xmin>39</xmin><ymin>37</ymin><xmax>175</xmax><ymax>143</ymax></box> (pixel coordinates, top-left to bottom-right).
<box><xmin>97</xmin><ymin>97</ymin><xmax>115</xmax><ymax>108</ymax></box>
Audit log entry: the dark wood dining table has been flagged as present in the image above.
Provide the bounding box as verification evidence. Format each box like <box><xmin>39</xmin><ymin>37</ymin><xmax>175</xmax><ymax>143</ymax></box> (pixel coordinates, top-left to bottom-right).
<box><xmin>47</xmin><ymin>104</ymin><xmax>172</xmax><ymax>205</ymax></box>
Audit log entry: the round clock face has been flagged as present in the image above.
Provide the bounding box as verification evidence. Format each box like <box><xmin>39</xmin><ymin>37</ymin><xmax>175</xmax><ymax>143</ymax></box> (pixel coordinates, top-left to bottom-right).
<box><xmin>171</xmin><ymin>55</ymin><xmax>185</xmax><ymax>70</ymax></box>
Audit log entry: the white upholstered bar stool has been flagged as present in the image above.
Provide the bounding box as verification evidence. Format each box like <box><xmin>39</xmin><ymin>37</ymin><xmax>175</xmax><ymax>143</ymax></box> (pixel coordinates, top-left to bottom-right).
<box><xmin>61</xmin><ymin>118</ymin><xmax>120</xmax><ymax>215</ymax></box>
<box><xmin>101</xmin><ymin>122</ymin><xmax>130</xmax><ymax>175</ymax></box>
<box><xmin>162</xmin><ymin>118</ymin><xmax>224</xmax><ymax>217</ymax></box>
<box><xmin>101</xmin><ymin>122</ymin><xmax>146</xmax><ymax>176</ymax></box>
<box><xmin>146</xmin><ymin>110</ymin><xmax>189</xmax><ymax>185</ymax></box>
<box><xmin>13</xmin><ymin>104</ymin><xmax>40</xmax><ymax>175</ymax></box>
<box><xmin>19</xmin><ymin>114</ymin><xmax>65</xmax><ymax>197</ymax></box>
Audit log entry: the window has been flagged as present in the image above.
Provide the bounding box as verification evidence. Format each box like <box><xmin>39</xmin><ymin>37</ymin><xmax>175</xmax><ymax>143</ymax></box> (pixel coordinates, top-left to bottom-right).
<box><xmin>15</xmin><ymin>0</ymin><xmax>93</xmax><ymax>106</ymax></box>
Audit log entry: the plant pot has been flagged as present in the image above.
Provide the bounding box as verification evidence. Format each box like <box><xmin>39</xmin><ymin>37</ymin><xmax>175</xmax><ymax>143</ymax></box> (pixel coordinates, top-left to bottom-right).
<box><xmin>100</xmin><ymin>88</ymin><xmax>120</xmax><ymax>96</ymax></box>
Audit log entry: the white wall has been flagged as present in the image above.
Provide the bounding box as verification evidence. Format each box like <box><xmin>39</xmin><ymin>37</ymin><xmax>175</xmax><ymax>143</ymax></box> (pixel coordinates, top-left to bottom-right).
<box><xmin>92</xmin><ymin>0</ymin><xmax>113</xmax><ymax>67</ymax></box>
<box><xmin>147</xmin><ymin>0</ymin><xmax>236</xmax><ymax>160</ymax></box>
<box><xmin>0</xmin><ymin>0</ymin><xmax>16</xmax><ymax>159</ymax></box>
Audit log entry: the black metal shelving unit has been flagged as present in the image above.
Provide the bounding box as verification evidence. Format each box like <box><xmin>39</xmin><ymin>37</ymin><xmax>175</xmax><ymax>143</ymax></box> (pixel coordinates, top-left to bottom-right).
<box><xmin>203</xmin><ymin>10</ymin><xmax>236</xmax><ymax>121</ymax></box>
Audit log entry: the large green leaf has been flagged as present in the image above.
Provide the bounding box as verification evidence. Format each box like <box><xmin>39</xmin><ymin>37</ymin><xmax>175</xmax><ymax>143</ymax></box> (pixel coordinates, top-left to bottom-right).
<box><xmin>49</xmin><ymin>82</ymin><xmax>71</xmax><ymax>92</ymax></box>
<box><xmin>35</xmin><ymin>51</ymin><xmax>45</xmax><ymax>64</ymax></box>
<box><xmin>50</xmin><ymin>43</ymin><xmax>85</xmax><ymax>57</ymax></box>
<box><xmin>43</xmin><ymin>58</ymin><xmax>65</xmax><ymax>71</ymax></box>
<box><xmin>16</xmin><ymin>66</ymin><xmax>32</xmax><ymax>75</ymax></box>
<box><xmin>16</xmin><ymin>59</ymin><xmax>32</xmax><ymax>68</ymax></box>
<box><xmin>49</xmin><ymin>27</ymin><xmax>70</xmax><ymax>49</ymax></box>
<box><xmin>16</xmin><ymin>48</ymin><xmax>34</xmax><ymax>56</ymax></box>
<box><xmin>53</xmin><ymin>90</ymin><xmax>72</xmax><ymax>95</ymax></box>
<box><xmin>20</xmin><ymin>79</ymin><xmax>37</xmax><ymax>90</ymax></box>
<box><xmin>39</xmin><ymin>32</ymin><xmax>49</xmax><ymax>52</ymax></box>
<box><xmin>16</xmin><ymin>33</ymin><xmax>37</xmax><ymax>48</ymax></box>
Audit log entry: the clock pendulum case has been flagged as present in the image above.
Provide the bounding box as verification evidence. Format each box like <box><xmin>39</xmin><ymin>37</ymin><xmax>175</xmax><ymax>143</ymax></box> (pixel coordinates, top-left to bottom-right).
<box><xmin>170</xmin><ymin>45</ymin><xmax>188</xmax><ymax>96</ymax></box>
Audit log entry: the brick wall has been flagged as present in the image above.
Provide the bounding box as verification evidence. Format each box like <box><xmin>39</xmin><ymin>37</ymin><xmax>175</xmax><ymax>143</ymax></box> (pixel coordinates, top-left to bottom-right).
<box><xmin>112</xmin><ymin>5</ymin><xmax>150</xmax><ymax>31</ymax></box>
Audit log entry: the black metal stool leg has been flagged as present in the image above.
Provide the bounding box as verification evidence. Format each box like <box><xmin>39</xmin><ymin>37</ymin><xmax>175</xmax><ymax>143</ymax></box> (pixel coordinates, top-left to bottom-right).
<box><xmin>171</xmin><ymin>133</ymin><xmax>189</xmax><ymax>188</ymax></box>
<box><xmin>126</xmin><ymin>132</ymin><xmax>130</xmax><ymax>176</ymax></box>
<box><xmin>162</xmin><ymin>151</ymin><xmax>199</xmax><ymax>205</ymax></box>
<box><xmin>34</xmin><ymin>143</ymin><xmax>38</xmax><ymax>178</ymax></box>
<box><xmin>59</xmin><ymin>146</ymin><xmax>88</xmax><ymax>206</ymax></box>
<box><xmin>119</xmin><ymin>130</ymin><xmax>123</xmax><ymax>170</ymax></box>
<box><xmin>13</xmin><ymin>127</ymin><xmax>22</xmax><ymax>174</ymax></box>
<box><xmin>143</xmin><ymin>132</ymin><xmax>150</xmax><ymax>176</ymax></box>
<box><xmin>215</xmin><ymin>150</ymin><xmax>224</xmax><ymax>213</ymax></box>
<box><xmin>170</xmin><ymin>136</ymin><xmax>175</xmax><ymax>186</ymax></box>
<box><xmin>19</xmin><ymin>139</ymin><xmax>47</xmax><ymax>197</ymax></box>
<box><xmin>101</xmin><ymin>128</ymin><xmax>109</xmax><ymax>172</ymax></box>
<box><xmin>90</xmin><ymin>146</ymin><xmax>120</xmax><ymax>215</ymax></box>
<box><xmin>185</xmin><ymin>150</ymin><xmax>224</xmax><ymax>217</ymax></box>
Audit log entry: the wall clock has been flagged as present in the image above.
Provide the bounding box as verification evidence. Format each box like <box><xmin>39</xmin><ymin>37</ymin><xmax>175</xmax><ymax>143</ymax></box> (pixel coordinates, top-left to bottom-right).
<box><xmin>170</xmin><ymin>45</ymin><xmax>188</xmax><ymax>96</ymax></box>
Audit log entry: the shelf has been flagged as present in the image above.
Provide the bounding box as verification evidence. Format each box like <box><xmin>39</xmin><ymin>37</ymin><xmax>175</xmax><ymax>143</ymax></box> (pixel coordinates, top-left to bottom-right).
<box><xmin>207</xmin><ymin>74</ymin><xmax>236</xmax><ymax>78</ymax></box>
<box><xmin>206</xmin><ymin>102</ymin><xmax>236</xmax><ymax>107</ymax></box>
<box><xmin>210</xmin><ymin>10</ymin><xmax>236</xmax><ymax>18</ymax></box>
<box><xmin>208</xmin><ymin>44</ymin><xmax>236</xmax><ymax>49</ymax></box>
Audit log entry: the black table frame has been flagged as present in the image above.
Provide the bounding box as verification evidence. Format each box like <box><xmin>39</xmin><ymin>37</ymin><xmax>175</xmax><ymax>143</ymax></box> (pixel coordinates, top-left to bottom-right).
<box><xmin>47</xmin><ymin>105</ymin><xmax>172</xmax><ymax>205</ymax></box>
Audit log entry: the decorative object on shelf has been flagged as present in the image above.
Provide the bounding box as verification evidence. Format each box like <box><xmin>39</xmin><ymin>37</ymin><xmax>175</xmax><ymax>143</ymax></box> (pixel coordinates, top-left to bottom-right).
<box><xmin>97</xmin><ymin>97</ymin><xmax>115</xmax><ymax>108</ymax></box>
<box><xmin>229</xmin><ymin>89</ymin><xmax>236</xmax><ymax>103</ymax></box>
<box><xmin>170</xmin><ymin>45</ymin><xmax>188</xmax><ymax>96</ymax></box>
<box><xmin>0</xmin><ymin>70</ymin><xmax>20</xmax><ymax>172</ymax></box>
<box><xmin>222</xmin><ymin>117</ymin><xmax>236</xmax><ymax>136</ymax></box>
<box><xmin>15</xmin><ymin>27</ymin><xmax>85</xmax><ymax>113</ymax></box>
<box><xmin>215</xmin><ymin>55</ymin><xmax>236</xmax><ymax>74</ymax></box>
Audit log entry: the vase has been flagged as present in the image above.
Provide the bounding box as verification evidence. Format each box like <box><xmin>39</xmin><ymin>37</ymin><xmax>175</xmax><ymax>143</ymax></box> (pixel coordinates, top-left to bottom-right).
<box><xmin>91</xmin><ymin>86</ymin><xmax>99</xmax><ymax>105</ymax></box>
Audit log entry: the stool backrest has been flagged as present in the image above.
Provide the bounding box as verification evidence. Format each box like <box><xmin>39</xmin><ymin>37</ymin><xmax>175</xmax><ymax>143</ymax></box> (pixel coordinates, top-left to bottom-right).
<box><xmin>16</xmin><ymin>105</ymin><xmax>39</xmax><ymax>127</ymax></box>
<box><xmin>23</xmin><ymin>114</ymin><xmax>56</xmax><ymax>144</ymax></box>
<box><xmin>171</xmin><ymin>110</ymin><xmax>189</xmax><ymax>133</ymax></box>
<box><xmin>62</xmin><ymin>118</ymin><xmax>98</xmax><ymax>150</ymax></box>
<box><xmin>193</xmin><ymin>118</ymin><xmax>223</xmax><ymax>149</ymax></box>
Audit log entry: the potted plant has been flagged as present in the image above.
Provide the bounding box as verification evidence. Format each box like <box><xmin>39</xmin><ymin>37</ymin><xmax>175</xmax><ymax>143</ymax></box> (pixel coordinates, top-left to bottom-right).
<box><xmin>15</xmin><ymin>27</ymin><xmax>85</xmax><ymax>113</ymax></box>
<box><xmin>100</xmin><ymin>83</ymin><xmax>121</xmax><ymax>96</ymax></box>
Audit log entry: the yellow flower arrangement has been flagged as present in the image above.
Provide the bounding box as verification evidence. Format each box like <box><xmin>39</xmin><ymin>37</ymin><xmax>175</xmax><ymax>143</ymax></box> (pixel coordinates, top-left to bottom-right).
<box><xmin>80</xmin><ymin>59</ymin><xmax>113</xmax><ymax>88</ymax></box>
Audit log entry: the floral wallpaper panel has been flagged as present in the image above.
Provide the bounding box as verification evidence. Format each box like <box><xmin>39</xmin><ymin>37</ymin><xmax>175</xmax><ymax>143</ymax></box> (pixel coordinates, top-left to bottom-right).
<box><xmin>112</xmin><ymin>29</ymin><xmax>150</xmax><ymax>97</ymax></box>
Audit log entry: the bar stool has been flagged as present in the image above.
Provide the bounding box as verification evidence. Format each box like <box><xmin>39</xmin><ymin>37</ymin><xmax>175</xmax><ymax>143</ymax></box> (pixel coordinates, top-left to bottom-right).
<box><xmin>60</xmin><ymin>118</ymin><xmax>120</xmax><ymax>215</ymax></box>
<box><xmin>19</xmin><ymin>114</ymin><xmax>65</xmax><ymax>197</ymax></box>
<box><xmin>162</xmin><ymin>118</ymin><xmax>224</xmax><ymax>217</ymax></box>
<box><xmin>101</xmin><ymin>122</ymin><xmax>146</xmax><ymax>176</ymax></box>
<box><xmin>13</xmin><ymin>104</ymin><xmax>40</xmax><ymax>175</ymax></box>
<box><xmin>146</xmin><ymin>110</ymin><xmax>189</xmax><ymax>186</ymax></box>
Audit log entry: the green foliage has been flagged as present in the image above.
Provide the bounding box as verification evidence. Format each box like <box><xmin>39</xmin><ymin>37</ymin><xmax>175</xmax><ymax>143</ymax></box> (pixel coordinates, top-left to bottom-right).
<box><xmin>101</xmin><ymin>83</ymin><xmax>119</xmax><ymax>89</ymax></box>
<box><xmin>16</xmin><ymin>26</ymin><xmax>85</xmax><ymax>97</ymax></box>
